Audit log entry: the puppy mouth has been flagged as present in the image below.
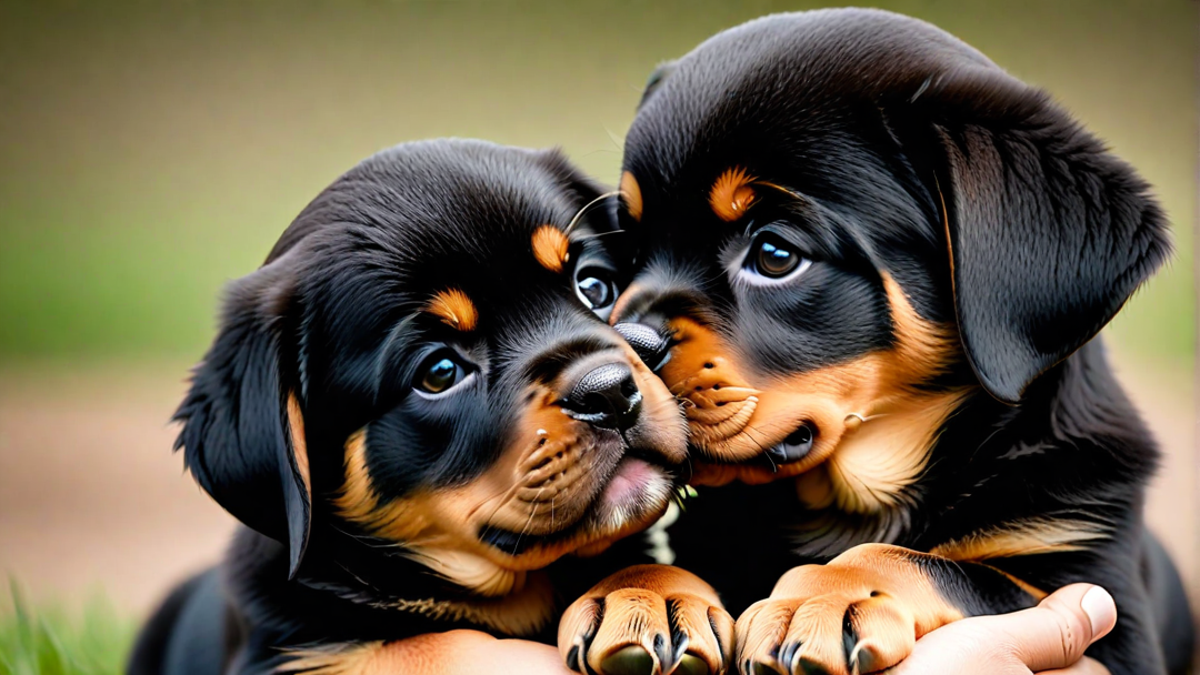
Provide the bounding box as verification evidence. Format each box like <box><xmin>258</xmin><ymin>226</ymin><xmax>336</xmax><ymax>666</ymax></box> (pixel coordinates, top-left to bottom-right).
<box><xmin>762</xmin><ymin>423</ymin><xmax>817</xmax><ymax>466</ymax></box>
<box><xmin>471</xmin><ymin>342</ymin><xmax>688</xmax><ymax>563</ymax></box>
<box><xmin>478</xmin><ymin>449</ymin><xmax>676</xmax><ymax>557</ymax></box>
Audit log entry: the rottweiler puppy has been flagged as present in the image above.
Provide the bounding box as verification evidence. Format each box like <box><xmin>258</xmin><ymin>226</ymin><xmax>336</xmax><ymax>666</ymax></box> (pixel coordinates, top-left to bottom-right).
<box><xmin>559</xmin><ymin>9</ymin><xmax>1194</xmax><ymax>675</ymax></box>
<box><xmin>126</xmin><ymin>139</ymin><xmax>714</xmax><ymax>675</ymax></box>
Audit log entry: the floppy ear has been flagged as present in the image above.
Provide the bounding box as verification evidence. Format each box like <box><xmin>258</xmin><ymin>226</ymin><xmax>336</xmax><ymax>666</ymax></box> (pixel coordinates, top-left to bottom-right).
<box><xmin>915</xmin><ymin>66</ymin><xmax>1170</xmax><ymax>403</ymax></box>
<box><xmin>173</xmin><ymin>255</ymin><xmax>312</xmax><ymax>577</ymax></box>
<box><xmin>638</xmin><ymin>60</ymin><xmax>676</xmax><ymax>110</ymax></box>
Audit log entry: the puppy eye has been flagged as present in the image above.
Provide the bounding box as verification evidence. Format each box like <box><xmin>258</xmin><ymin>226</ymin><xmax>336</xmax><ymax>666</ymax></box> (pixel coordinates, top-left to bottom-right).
<box><xmin>575</xmin><ymin>267</ymin><xmax>618</xmax><ymax>317</ymax></box>
<box><xmin>743</xmin><ymin>233</ymin><xmax>811</xmax><ymax>281</ymax></box>
<box><xmin>415</xmin><ymin>351</ymin><xmax>468</xmax><ymax>396</ymax></box>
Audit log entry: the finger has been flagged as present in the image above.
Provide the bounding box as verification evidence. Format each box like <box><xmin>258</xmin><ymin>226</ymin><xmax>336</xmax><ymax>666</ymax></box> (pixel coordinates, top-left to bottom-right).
<box><xmin>1037</xmin><ymin>655</ymin><xmax>1112</xmax><ymax>675</ymax></box>
<box><xmin>379</xmin><ymin>631</ymin><xmax>576</xmax><ymax>675</ymax></box>
<box><xmin>984</xmin><ymin>584</ymin><xmax>1117</xmax><ymax>672</ymax></box>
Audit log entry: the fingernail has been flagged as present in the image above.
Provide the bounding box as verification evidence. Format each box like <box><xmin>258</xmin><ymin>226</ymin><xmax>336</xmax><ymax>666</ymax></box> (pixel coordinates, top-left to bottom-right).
<box><xmin>1080</xmin><ymin>586</ymin><xmax>1117</xmax><ymax>639</ymax></box>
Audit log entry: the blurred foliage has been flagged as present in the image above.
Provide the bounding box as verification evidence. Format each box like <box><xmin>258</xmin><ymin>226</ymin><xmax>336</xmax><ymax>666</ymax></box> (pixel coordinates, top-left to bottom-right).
<box><xmin>0</xmin><ymin>0</ymin><xmax>1193</xmax><ymax>366</ymax></box>
<box><xmin>0</xmin><ymin>582</ymin><xmax>133</xmax><ymax>675</ymax></box>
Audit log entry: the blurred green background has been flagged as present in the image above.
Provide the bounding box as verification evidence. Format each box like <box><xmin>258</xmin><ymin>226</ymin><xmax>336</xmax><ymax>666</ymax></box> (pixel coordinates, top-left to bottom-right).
<box><xmin>0</xmin><ymin>1</ymin><xmax>1194</xmax><ymax>670</ymax></box>
<box><xmin>0</xmin><ymin>0</ymin><xmax>1193</xmax><ymax>364</ymax></box>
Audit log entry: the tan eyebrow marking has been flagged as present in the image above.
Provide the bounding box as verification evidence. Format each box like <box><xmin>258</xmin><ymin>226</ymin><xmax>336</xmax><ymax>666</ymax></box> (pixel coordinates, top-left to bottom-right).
<box><xmin>426</xmin><ymin>288</ymin><xmax>478</xmax><ymax>331</ymax></box>
<box><xmin>620</xmin><ymin>171</ymin><xmax>643</xmax><ymax>222</ymax></box>
<box><xmin>709</xmin><ymin>166</ymin><xmax>757</xmax><ymax>222</ymax></box>
<box><xmin>531</xmin><ymin>225</ymin><xmax>570</xmax><ymax>273</ymax></box>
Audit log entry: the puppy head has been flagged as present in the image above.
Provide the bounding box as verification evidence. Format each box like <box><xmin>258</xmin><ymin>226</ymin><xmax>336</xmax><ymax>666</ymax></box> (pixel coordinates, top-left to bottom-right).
<box><xmin>174</xmin><ymin>140</ymin><xmax>686</xmax><ymax>591</ymax></box>
<box><xmin>614</xmin><ymin>9</ymin><xmax>1168</xmax><ymax>497</ymax></box>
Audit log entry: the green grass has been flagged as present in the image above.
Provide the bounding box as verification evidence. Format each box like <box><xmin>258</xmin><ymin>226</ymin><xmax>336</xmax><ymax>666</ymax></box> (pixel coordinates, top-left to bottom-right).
<box><xmin>0</xmin><ymin>583</ymin><xmax>134</xmax><ymax>675</ymax></box>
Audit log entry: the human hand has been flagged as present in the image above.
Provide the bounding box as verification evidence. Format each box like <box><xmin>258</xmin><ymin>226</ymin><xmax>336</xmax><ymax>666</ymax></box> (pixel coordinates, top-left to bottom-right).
<box><xmin>889</xmin><ymin>584</ymin><xmax>1116</xmax><ymax>674</ymax></box>
<box><xmin>368</xmin><ymin>629</ymin><xmax>574</xmax><ymax>675</ymax></box>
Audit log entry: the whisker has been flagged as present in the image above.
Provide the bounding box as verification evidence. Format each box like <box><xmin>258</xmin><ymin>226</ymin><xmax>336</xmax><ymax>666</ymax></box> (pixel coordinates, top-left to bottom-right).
<box><xmin>564</xmin><ymin>190</ymin><xmax>621</xmax><ymax>237</ymax></box>
<box><xmin>572</xmin><ymin>229</ymin><xmax>628</xmax><ymax>242</ymax></box>
<box><xmin>604</xmin><ymin>127</ymin><xmax>625</xmax><ymax>152</ymax></box>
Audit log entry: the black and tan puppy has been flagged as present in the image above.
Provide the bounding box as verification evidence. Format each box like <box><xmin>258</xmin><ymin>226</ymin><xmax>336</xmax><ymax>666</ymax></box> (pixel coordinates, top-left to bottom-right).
<box><xmin>126</xmin><ymin>139</ymin><xmax>707</xmax><ymax>675</ymax></box>
<box><xmin>561</xmin><ymin>9</ymin><xmax>1193</xmax><ymax>675</ymax></box>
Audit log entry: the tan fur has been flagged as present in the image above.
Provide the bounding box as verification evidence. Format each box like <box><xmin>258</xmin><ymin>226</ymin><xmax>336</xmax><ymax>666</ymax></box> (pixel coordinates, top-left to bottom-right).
<box><xmin>620</xmin><ymin>171</ymin><xmax>643</xmax><ymax>222</ymax></box>
<box><xmin>426</xmin><ymin>288</ymin><xmax>478</xmax><ymax>331</ymax></box>
<box><xmin>671</xmin><ymin>274</ymin><xmax>968</xmax><ymax>513</ymax></box>
<box><xmin>709</xmin><ymin>166</ymin><xmax>757</xmax><ymax>222</ymax></box>
<box><xmin>280</xmin><ymin>624</ymin><xmax>561</xmax><ymax>674</ymax></box>
<box><xmin>286</xmin><ymin>392</ymin><xmax>311</xmax><ymax>499</ymax></box>
<box><xmin>737</xmin><ymin>544</ymin><xmax>968</xmax><ymax>675</ymax></box>
<box><xmin>560</xmin><ymin>565</ymin><xmax>733</xmax><ymax>675</ymax></box>
<box><xmin>280</xmin><ymin>641</ymin><xmax>384</xmax><ymax>675</ymax></box>
<box><xmin>531</xmin><ymin>225</ymin><xmax>570</xmax><ymax>273</ymax></box>
<box><xmin>931</xmin><ymin>518</ymin><xmax>1109</xmax><ymax>563</ymax></box>
<box><xmin>333</xmin><ymin>345</ymin><xmax>685</xmax><ymax>599</ymax></box>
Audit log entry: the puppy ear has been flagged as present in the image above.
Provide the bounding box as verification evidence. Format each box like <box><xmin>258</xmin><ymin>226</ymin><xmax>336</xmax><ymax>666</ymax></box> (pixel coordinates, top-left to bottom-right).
<box><xmin>638</xmin><ymin>60</ymin><xmax>676</xmax><ymax>110</ymax></box>
<box><xmin>173</xmin><ymin>255</ymin><xmax>312</xmax><ymax>577</ymax></box>
<box><xmin>915</xmin><ymin>66</ymin><xmax>1170</xmax><ymax>403</ymax></box>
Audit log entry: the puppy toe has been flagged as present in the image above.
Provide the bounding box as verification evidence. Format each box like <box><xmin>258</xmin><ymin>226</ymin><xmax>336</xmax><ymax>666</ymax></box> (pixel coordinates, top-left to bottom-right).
<box><xmin>841</xmin><ymin>594</ymin><xmax>915</xmax><ymax>673</ymax></box>
<box><xmin>586</xmin><ymin>588</ymin><xmax>673</xmax><ymax>675</ymax></box>
<box><xmin>663</xmin><ymin>594</ymin><xmax>734</xmax><ymax>675</ymax></box>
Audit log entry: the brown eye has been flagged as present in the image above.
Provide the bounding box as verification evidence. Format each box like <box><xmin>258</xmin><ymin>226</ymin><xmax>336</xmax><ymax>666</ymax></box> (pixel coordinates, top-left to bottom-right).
<box><xmin>744</xmin><ymin>233</ymin><xmax>809</xmax><ymax>280</ymax></box>
<box><xmin>415</xmin><ymin>352</ymin><xmax>467</xmax><ymax>395</ymax></box>
<box><xmin>754</xmin><ymin>237</ymin><xmax>799</xmax><ymax>277</ymax></box>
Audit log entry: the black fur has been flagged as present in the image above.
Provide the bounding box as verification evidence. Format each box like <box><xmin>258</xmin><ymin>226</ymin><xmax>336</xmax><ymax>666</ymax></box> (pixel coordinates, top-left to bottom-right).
<box><xmin>130</xmin><ymin>140</ymin><xmax>683</xmax><ymax>675</ymax></box>
<box><xmin>614</xmin><ymin>9</ymin><xmax>1193</xmax><ymax>674</ymax></box>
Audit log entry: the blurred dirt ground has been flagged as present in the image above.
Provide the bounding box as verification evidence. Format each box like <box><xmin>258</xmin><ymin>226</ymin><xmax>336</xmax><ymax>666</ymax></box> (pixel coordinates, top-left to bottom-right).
<box><xmin>0</xmin><ymin>346</ymin><xmax>1195</xmax><ymax>617</ymax></box>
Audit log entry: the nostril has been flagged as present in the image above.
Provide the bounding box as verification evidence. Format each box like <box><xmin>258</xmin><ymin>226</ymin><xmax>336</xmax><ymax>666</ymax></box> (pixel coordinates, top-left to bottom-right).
<box><xmin>564</xmin><ymin>362</ymin><xmax>641</xmax><ymax>431</ymax></box>
<box><xmin>620</xmin><ymin>377</ymin><xmax>638</xmax><ymax>398</ymax></box>
<box><xmin>613</xmin><ymin>322</ymin><xmax>671</xmax><ymax>369</ymax></box>
<box><xmin>582</xmin><ymin>392</ymin><xmax>609</xmax><ymax>414</ymax></box>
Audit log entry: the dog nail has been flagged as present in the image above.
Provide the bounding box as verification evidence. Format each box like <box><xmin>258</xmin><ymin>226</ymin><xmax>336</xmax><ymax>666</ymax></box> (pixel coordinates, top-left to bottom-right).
<box><xmin>601</xmin><ymin>645</ymin><xmax>656</xmax><ymax>675</ymax></box>
<box><xmin>676</xmin><ymin>653</ymin><xmax>710</xmax><ymax>675</ymax></box>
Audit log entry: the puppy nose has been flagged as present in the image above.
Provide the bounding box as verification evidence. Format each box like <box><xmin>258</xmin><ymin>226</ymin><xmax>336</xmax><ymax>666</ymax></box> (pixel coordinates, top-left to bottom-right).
<box><xmin>563</xmin><ymin>363</ymin><xmax>642</xmax><ymax>431</ymax></box>
<box><xmin>614</xmin><ymin>322</ymin><xmax>671</xmax><ymax>370</ymax></box>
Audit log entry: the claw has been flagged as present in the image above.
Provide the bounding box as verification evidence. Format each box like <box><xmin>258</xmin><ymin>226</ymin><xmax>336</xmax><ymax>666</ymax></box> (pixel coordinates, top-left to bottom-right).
<box><xmin>601</xmin><ymin>645</ymin><xmax>657</xmax><ymax>675</ymax></box>
<box><xmin>847</xmin><ymin>641</ymin><xmax>880</xmax><ymax>675</ymax></box>
<box><xmin>675</xmin><ymin>653</ymin><xmax>710</xmax><ymax>675</ymax></box>
<box><xmin>752</xmin><ymin>662</ymin><xmax>785</xmax><ymax>675</ymax></box>
<box><xmin>795</xmin><ymin>658</ymin><xmax>831</xmax><ymax>675</ymax></box>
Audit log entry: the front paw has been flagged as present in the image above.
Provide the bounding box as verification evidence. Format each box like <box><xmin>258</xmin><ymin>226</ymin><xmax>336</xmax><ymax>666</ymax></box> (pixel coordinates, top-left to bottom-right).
<box><xmin>559</xmin><ymin>564</ymin><xmax>734</xmax><ymax>675</ymax></box>
<box><xmin>735</xmin><ymin>545</ymin><xmax>962</xmax><ymax>675</ymax></box>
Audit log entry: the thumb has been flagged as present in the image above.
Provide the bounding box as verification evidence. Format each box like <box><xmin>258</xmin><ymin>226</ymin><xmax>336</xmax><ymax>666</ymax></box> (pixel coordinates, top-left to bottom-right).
<box><xmin>996</xmin><ymin>584</ymin><xmax>1117</xmax><ymax>672</ymax></box>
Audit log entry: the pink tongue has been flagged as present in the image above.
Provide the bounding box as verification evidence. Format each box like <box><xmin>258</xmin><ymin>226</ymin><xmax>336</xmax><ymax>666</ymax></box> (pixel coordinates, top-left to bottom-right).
<box><xmin>602</xmin><ymin>457</ymin><xmax>659</xmax><ymax>506</ymax></box>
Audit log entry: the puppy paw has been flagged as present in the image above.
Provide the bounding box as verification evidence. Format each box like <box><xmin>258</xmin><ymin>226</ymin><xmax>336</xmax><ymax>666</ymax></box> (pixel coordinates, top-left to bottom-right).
<box><xmin>560</xmin><ymin>564</ymin><xmax>734</xmax><ymax>675</ymax></box>
<box><xmin>734</xmin><ymin>545</ymin><xmax>963</xmax><ymax>675</ymax></box>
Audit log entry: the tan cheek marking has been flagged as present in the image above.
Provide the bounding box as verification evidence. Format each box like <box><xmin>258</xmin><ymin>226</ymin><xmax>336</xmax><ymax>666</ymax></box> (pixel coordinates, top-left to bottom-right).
<box><xmin>286</xmin><ymin>392</ymin><xmax>311</xmax><ymax>500</ymax></box>
<box><xmin>332</xmin><ymin>380</ymin><xmax>675</xmax><ymax>594</ymax></box>
<box><xmin>670</xmin><ymin>273</ymin><xmax>969</xmax><ymax>514</ymax></box>
<box><xmin>532</xmin><ymin>225</ymin><xmax>570</xmax><ymax>273</ymax></box>
<box><xmin>335</xmin><ymin>430</ymin><xmax>528</xmax><ymax>596</ymax></box>
<box><xmin>709</xmin><ymin>166</ymin><xmax>757</xmax><ymax>222</ymax></box>
<box><xmin>427</xmin><ymin>288</ymin><xmax>478</xmax><ymax>331</ymax></box>
<box><xmin>620</xmin><ymin>171</ymin><xmax>643</xmax><ymax>222</ymax></box>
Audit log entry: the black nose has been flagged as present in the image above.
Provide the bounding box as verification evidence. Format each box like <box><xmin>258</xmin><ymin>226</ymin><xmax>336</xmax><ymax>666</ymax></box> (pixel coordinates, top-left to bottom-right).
<box><xmin>563</xmin><ymin>363</ymin><xmax>642</xmax><ymax>431</ymax></box>
<box><xmin>613</xmin><ymin>322</ymin><xmax>671</xmax><ymax>370</ymax></box>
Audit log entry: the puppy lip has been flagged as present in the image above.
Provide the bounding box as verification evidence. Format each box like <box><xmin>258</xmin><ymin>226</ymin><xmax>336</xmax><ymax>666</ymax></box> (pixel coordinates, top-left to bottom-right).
<box><xmin>597</xmin><ymin>456</ymin><xmax>671</xmax><ymax>509</ymax></box>
<box><xmin>479</xmin><ymin>438</ymin><xmax>678</xmax><ymax>557</ymax></box>
<box><xmin>766</xmin><ymin>423</ymin><xmax>816</xmax><ymax>465</ymax></box>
